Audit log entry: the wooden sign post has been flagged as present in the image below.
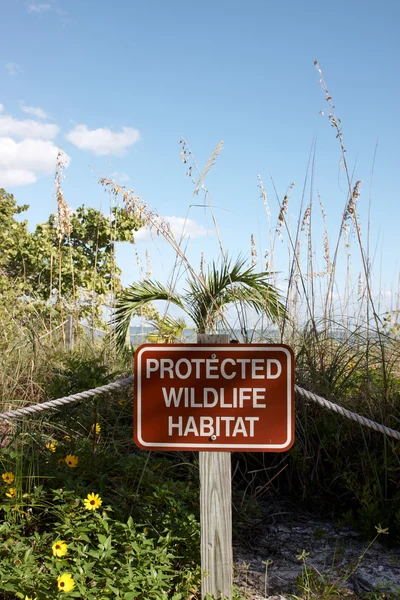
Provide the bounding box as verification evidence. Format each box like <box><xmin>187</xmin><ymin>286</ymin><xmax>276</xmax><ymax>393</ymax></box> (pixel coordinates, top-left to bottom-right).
<box><xmin>197</xmin><ymin>333</ymin><xmax>232</xmax><ymax>600</ymax></box>
<box><xmin>134</xmin><ymin>341</ymin><xmax>294</xmax><ymax>599</ymax></box>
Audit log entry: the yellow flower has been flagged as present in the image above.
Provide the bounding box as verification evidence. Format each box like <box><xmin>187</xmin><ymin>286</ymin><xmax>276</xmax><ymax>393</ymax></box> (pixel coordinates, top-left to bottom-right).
<box><xmin>6</xmin><ymin>488</ymin><xmax>16</xmax><ymax>498</ymax></box>
<box><xmin>65</xmin><ymin>455</ymin><xmax>78</xmax><ymax>468</ymax></box>
<box><xmin>91</xmin><ymin>423</ymin><xmax>101</xmax><ymax>435</ymax></box>
<box><xmin>63</xmin><ymin>435</ymin><xmax>71</xmax><ymax>442</ymax></box>
<box><xmin>52</xmin><ymin>540</ymin><xmax>68</xmax><ymax>557</ymax></box>
<box><xmin>58</xmin><ymin>458</ymin><xmax>65</xmax><ymax>465</ymax></box>
<box><xmin>46</xmin><ymin>441</ymin><xmax>58</xmax><ymax>453</ymax></box>
<box><xmin>57</xmin><ymin>573</ymin><xmax>75</xmax><ymax>592</ymax></box>
<box><xmin>2</xmin><ymin>472</ymin><xmax>15</xmax><ymax>485</ymax></box>
<box><xmin>118</xmin><ymin>399</ymin><xmax>127</xmax><ymax>406</ymax></box>
<box><xmin>83</xmin><ymin>492</ymin><xmax>102</xmax><ymax>511</ymax></box>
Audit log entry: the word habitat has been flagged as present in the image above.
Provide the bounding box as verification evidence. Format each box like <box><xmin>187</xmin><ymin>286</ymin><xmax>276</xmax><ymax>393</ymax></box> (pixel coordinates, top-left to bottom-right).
<box><xmin>134</xmin><ymin>344</ymin><xmax>294</xmax><ymax>452</ymax></box>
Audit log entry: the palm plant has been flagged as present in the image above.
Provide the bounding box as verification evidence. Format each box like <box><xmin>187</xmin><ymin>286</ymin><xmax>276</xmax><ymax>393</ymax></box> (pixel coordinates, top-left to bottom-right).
<box><xmin>112</xmin><ymin>256</ymin><xmax>287</xmax><ymax>347</ymax></box>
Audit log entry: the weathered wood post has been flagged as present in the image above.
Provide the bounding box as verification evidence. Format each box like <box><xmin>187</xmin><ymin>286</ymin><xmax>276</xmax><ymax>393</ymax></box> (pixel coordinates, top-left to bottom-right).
<box><xmin>197</xmin><ymin>333</ymin><xmax>232</xmax><ymax>600</ymax></box>
<box><xmin>64</xmin><ymin>315</ymin><xmax>74</xmax><ymax>350</ymax></box>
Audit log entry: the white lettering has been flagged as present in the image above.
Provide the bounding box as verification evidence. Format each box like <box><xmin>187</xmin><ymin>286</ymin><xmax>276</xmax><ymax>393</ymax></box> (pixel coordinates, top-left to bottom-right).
<box><xmin>232</xmin><ymin>416</ymin><xmax>247</xmax><ymax>437</ymax></box>
<box><xmin>237</xmin><ymin>358</ymin><xmax>251</xmax><ymax>378</ymax></box>
<box><xmin>199</xmin><ymin>416</ymin><xmax>214</xmax><ymax>436</ymax></box>
<box><xmin>245</xmin><ymin>416</ymin><xmax>258</xmax><ymax>436</ymax></box>
<box><xmin>175</xmin><ymin>358</ymin><xmax>192</xmax><ymax>379</ymax></box>
<box><xmin>221</xmin><ymin>358</ymin><xmax>236</xmax><ymax>379</ymax></box>
<box><xmin>252</xmin><ymin>359</ymin><xmax>265</xmax><ymax>379</ymax></box>
<box><xmin>220</xmin><ymin>416</ymin><xmax>235</xmax><ymax>435</ymax></box>
<box><xmin>205</xmin><ymin>359</ymin><xmax>220</xmax><ymax>379</ymax></box>
<box><xmin>238</xmin><ymin>387</ymin><xmax>252</xmax><ymax>407</ymax></box>
<box><xmin>184</xmin><ymin>416</ymin><xmax>199</xmax><ymax>436</ymax></box>
<box><xmin>162</xmin><ymin>387</ymin><xmax>183</xmax><ymax>407</ymax></box>
<box><xmin>220</xmin><ymin>387</ymin><xmax>233</xmax><ymax>408</ymax></box>
<box><xmin>267</xmin><ymin>359</ymin><xmax>282</xmax><ymax>379</ymax></box>
<box><xmin>160</xmin><ymin>359</ymin><xmax>174</xmax><ymax>379</ymax></box>
<box><xmin>203</xmin><ymin>388</ymin><xmax>219</xmax><ymax>408</ymax></box>
<box><xmin>253</xmin><ymin>388</ymin><xmax>267</xmax><ymax>408</ymax></box>
<box><xmin>192</xmin><ymin>358</ymin><xmax>205</xmax><ymax>378</ymax></box>
<box><xmin>146</xmin><ymin>358</ymin><xmax>159</xmax><ymax>378</ymax></box>
<box><xmin>168</xmin><ymin>416</ymin><xmax>182</xmax><ymax>436</ymax></box>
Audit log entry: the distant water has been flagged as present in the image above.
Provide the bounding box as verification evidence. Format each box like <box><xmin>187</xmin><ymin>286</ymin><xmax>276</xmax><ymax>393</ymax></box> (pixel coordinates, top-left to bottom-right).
<box><xmin>129</xmin><ymin>326</ymin><xmax>281</xmax><ymax>344</ymax></box>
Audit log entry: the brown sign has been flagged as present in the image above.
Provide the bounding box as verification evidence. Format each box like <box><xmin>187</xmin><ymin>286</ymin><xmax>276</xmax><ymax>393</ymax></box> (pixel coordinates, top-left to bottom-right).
<box><xmin>134</xmin><ymin>344</ymin><xmax>294</xmax><ymax>452</ymax></box>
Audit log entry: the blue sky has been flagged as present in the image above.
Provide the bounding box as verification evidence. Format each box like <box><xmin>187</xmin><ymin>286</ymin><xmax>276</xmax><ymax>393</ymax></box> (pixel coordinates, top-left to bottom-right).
<box><xmin>1</xmin><ymin>0</ymin><xmax>400</xmax><ymax>313</ymax></box>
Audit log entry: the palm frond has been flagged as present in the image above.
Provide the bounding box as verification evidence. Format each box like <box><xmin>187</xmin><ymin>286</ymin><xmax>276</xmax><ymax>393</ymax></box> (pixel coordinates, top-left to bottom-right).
<box><xmin>112</xmin><ymin>279</ymin><xmax>185</xmax><ymax>349</ymax></box>
<box><xmin>186</xmin><ymin>256</ymin><xmax>287</xmax><ymax>331</ymax></box>
<box><xmin>146</xmin><ymin>315</ymin><xmax>188</xmax><ymax>343</ymax></box>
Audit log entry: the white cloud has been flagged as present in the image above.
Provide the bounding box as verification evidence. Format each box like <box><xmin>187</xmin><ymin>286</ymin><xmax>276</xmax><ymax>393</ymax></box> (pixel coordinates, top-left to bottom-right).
<box><xmin>0</xmin><ymin>168</ymin><xmax>37</xmax><ymax>187</ymax></box>
<box><xmin>0</xmin><ymin>115</ymin><xmax>59</xmax><ymax>139</ymax></box>
<box><xmin>135</xmin><ymin>216</ymin><xmax>213</xmax><ymax>241</ymax></box>
<box><xmin>6</xmin><ymin>62</ymin><xmax>21</xmax><ymax>77</ymax></box>
<box><xmin>0</xmin><ymin>104</ymin><xmax>4</xmax><ymax>113</ymax></box>
<box><xmin>26</xmin><ymin>3</ymin><xmax>52</xmax><ymax>12</ymax></box>
<box><xmin>0</xmin><ymin>137</ymin><xmax>70</xmax><ymax>187</ymax></box>
<box><xmin>65</xmin><ymin>124</ymin><xmax>140</xmax><ymax>156</ymax></box>
<box><xmin>21</xmin><ymin>104</ymin><xmax>48</xmax><ymax>119</ymax></box>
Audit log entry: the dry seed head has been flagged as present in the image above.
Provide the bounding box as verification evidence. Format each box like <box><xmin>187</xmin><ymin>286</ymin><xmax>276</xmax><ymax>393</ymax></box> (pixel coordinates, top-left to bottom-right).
<box><xmin>301</xmin><ymin>204</ymin><xmax>311</xmax><ymax>233</ymax></box>
<box><xmin>257</xmin><ymin>174</ymin><xmax>270</xmax><ymax>219</ymax></box>
<box><xmin>99</xmin><ymin>178</ymin><xmax>192</xmax><ymax>271</ymax></box>
<box><xmin>54</xmin><ymin>149</ymin><xmax>71</xmax><ymax>242</ymax></box>
<box><xmin>134</xmin><ymin>247</ymin><xmax>143</xmax><ymax>275</ymax></box>
<box><xmin>145</xmin><ymin>249</ymin><xmax>152</xmax><ymax>278</ymax></box>
<box><xmin>193</xmin><ymin>140</ymin><xmax>224</xmax><ymax>196</ymax></box>
<box><xmin>251</xmin><ymin>234</ymin><xmax>257</xmax><ymax>266</ymax></box>
<box><xmin>318</xmin><ymin>192</ymin><xmax>332</xmax><ymax>272</ymax></box>
<box><xmin>358</xmin><ymin>273</ymin><xmax>363</xmax><ymax>297</ymax></box>
<box><xmin>179</xmin><ymin>138</ymin><xmax>197</xmax><ymax>184</ymax></box>
<box><xmin>199</xmin><ymin>252</ymin><xmax>205</xmax><ymax>280</ymax></box>
<box><xmin>344</xmin><ymin>180</ymin><xmax>362</xmax><ymax>223</ymax></box>
<box><xmin>179</xmin><ymin>138</ymin><xmax>191</xmax><ymax>165</ymax></box>
<box><xmin>276</xmin><ymin>182</ymin><xmax>294</xmax><ymax>239</ymax></box>
<box><xmin>264</xmin><ymin>250</ymin><xmax>270</xmax><ymax>271</ymax></box>
<box><xmin>343</xmin><ymin>222</ymin><xmax>351</xmax><ymax>252</ymax></box>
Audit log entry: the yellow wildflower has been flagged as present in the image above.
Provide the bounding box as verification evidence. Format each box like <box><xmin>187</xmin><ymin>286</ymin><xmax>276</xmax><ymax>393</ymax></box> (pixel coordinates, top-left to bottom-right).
<box><xmin>65</xmin><ymin>455</ymin><xmax>78</xmax><ymax>468</ymax></box>
<box><xmin>58</xmin><ymin>458</ymin><xmax>65</xmax><ymax>465</ymax></box>
<box><xmin>83</xmin><ymin>492</ymin><xmax>102</xmax><ymax>511</ymax></box>
<box><xmin>118</xmin><ymin>399</ymin><xmax>127</xmax><ymax>406</ymax></box>
<box><xmin>46</xmin><ymin>441</ymin><xmax>58</xmax><ymax>453</ymax></box>
<box><xmin>63</xmin><ymin>435</ymin><xmax>71</xmax><ymax>442</ymax></box>
<box><xmin>91</xmin><ymin>423</ymin><xmax>101</xmax><ymax>435</ymax></box>
<box><xmin>52</xmin><ymin>540</ymin><xmax>68</xmax><ymax>557</ymax></box>
<box><xmin>6</xmin><ymin>488</ymin><xmax>16</xmax><ymax>498</ymax></box>
<box><xmin>2</xmin><ymin>472</ymin><xmax>15</xmax><ymax>485</ymax></box>
<box><xmin>57</xmin><ymin>573</ymin><xmax>75</xmax><ymax>592</ymax></box>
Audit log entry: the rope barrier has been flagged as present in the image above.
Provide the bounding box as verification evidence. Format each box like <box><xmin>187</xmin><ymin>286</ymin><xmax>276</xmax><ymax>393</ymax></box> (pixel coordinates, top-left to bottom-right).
<box><xmin>0</xmin><ymin>376</ymin><xmax>399</xmax><ymax>442</ymax></box>
<box><xmin>295</xmin><ymin>385</ymin><xmax>400</xmax><ymax>441</ymax></box>
<box><xmin>0</xmin><ymin>377</ymin><xmax>134</xmax><ymax>422</ymax></box>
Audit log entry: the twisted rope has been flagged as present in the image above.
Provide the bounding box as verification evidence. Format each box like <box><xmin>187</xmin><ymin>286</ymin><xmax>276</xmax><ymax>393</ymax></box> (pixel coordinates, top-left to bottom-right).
<box><xmin>0</xmin><ymin>377</ymin><xmax>399</xmax><ymax>442</ymax></box>
<box><xmin>0</xmin><ymin>377</ymin><xmax>134</xmax><ymax>421</ymax></box>
<box><xmin>295</xmin><ymin>385</ymin><xmax>400</xmax><ymax>441</ymax></box>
